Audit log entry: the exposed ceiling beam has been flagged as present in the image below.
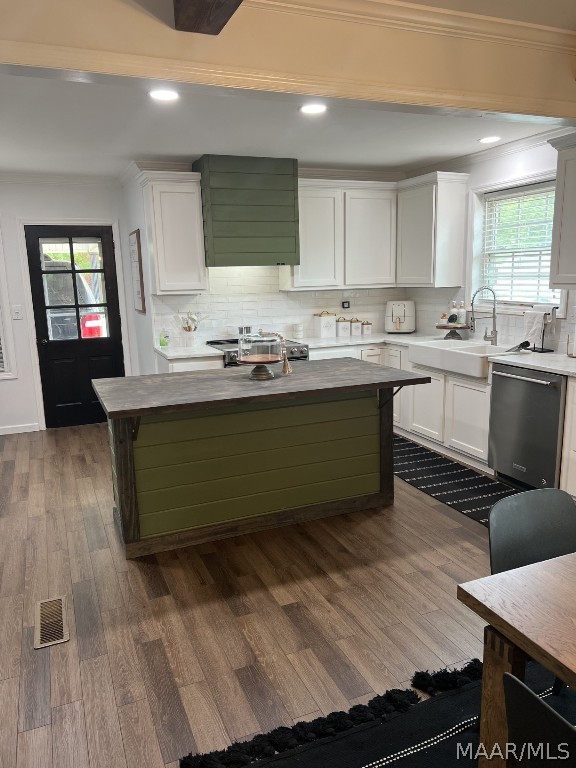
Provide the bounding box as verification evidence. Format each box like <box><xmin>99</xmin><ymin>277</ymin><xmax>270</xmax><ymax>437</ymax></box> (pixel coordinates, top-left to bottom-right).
<box><xmin>173</xmin><ymin>0</ymin><xmax>244</xmax><ymax>34</ymax></box>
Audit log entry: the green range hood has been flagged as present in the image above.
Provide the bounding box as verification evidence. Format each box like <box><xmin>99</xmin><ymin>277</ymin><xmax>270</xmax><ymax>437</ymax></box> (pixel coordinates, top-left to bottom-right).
<box><xmin>192</xmin><ymin>154</ymin><xmax>300</xmax><ymax>267</ymax></box>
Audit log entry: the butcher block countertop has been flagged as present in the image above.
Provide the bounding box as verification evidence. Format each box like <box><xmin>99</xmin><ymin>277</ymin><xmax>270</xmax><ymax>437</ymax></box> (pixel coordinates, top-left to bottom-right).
<box><xmin>92</xmin><ymin>358</ymin><xmax>431</xmax><ymax>419</ymax></box>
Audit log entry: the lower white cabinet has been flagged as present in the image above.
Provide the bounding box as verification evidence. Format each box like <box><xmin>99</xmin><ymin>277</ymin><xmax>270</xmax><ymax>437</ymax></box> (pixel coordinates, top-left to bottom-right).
<box><xmin>381</xmin><ymin>345</ymin><xmax>405</xmax><ymax>427</ymax></box>
<box><xmin>309</xmin><ymin>347</ymin><xmax>362</xmax><ymax>360</ymax></box>
<box><xmin>407</xmin><ymin>365</ymin><xmax>446</xmax><ymax>443</ymax></box>
<box><xmin>444</xmin><ymin>377</ymin><xmax>490</xmax><ymax>461</ymax></box>
<box><xmin>360</xmin><ymin>348</ymin><xmax>383</xmax><ymax>364</ymax></box>
<box><xmin>155</xmin><ymin>353</ymin><xmax>224</xmax><ymax>373</ymax></box>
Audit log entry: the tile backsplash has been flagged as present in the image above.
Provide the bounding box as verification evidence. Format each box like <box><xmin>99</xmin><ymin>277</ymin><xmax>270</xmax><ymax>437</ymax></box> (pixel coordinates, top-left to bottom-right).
<box><xmin>151</xmin><ymin>266</ymin><xmax>575</xmax><ymax>353</ymax></box>
<box><xmin>152</xmin><ymin>266</ymin><xmax>406</xmax><ymax>345</ymax></box>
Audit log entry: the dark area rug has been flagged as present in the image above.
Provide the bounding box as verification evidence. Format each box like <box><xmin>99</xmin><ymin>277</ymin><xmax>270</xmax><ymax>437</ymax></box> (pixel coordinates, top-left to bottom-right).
<box><xmin>393</xmin><ymin>434</ymin><xmax>518</xmax><ymax>526</ymax></box>
<box><xmin>180</xmin><ymin>661</ymin><xmax>576</xmax><ymax>767</ymax></box>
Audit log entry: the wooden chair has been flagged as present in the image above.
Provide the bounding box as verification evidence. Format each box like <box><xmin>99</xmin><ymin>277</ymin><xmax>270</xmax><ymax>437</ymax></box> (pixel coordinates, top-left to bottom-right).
<box><xmin>503</xmin><ymin>673</ymin><xmax>576</xmax><ymax>766</ymax></box>
<box><xmin>489</xmin><ymin>488</ymin><xmax>576</xmax><ymax>695</ymax></box>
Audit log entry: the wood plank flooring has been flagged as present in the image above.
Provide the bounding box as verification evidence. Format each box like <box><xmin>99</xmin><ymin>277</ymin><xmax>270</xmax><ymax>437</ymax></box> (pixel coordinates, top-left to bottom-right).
<box><xmin>0</xmin><ymin>424</ymin><xmax>490</xmax><ymax>767</ymax></box>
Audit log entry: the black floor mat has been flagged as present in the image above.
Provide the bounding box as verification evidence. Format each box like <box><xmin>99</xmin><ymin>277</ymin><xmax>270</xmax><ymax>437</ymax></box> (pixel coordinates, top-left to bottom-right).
<box><xmin>393</xmin><ymin>434</ymin><xmax>518</xmax><ymax>526</ymax></box>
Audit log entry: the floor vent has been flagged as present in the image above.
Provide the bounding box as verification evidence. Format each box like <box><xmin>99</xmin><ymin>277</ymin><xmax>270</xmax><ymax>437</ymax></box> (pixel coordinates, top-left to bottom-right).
<box><xmin>34</xmin><ymin>596</ymin><xmax>69</xmax><ymax>649</ymax></box>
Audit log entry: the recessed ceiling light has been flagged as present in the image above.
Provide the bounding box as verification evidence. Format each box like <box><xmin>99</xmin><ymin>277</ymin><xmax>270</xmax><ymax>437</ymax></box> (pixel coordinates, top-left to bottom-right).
<box><xmin>149</xmin><ymin>89</ymin><xmax>179</xmax><ymax>102</ymax></box>
<box><xmin>300</xmin><ymin>103</ymin><xmax>327</xmax><ymax>115</ymax></box>
<box><xmin>479</xmin><ymin>136</ymin><xmax>501</xmax><ymax>144</ymax></box>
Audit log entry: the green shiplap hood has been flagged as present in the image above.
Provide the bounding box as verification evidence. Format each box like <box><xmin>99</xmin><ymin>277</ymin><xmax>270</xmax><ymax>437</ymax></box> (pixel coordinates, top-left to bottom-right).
<box><xmin>192</xmin><ymin>154</ymin><xmax>300</xmax><ymax>267</ymax></box>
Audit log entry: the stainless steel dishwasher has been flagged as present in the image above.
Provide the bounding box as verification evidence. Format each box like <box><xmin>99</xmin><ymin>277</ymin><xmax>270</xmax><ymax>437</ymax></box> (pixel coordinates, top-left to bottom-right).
<box><xmin>489</xmin><ymin>363</ymin><xmax>566</xmax><ymax>488</ymax></box>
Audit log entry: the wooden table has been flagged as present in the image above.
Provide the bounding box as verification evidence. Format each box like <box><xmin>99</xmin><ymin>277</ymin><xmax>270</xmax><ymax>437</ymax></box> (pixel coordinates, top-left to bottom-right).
<box><xmin>458</xmin><ymin>553</ymin><xmax>576</xmax><ymax>767</ymax></box>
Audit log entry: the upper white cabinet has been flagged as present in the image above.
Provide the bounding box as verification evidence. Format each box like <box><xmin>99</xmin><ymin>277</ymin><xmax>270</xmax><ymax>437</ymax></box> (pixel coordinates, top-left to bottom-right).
<box><xmin>396</xmin><ymin>172</ymin><xmax>468</xmax><ymax>287</ymax></box>
<box><xmin>345</xmin><ymin>189</ymin><xmax>396</xmax><ymax>286</ymax></box>
<box><xmin>280</xmin><ymin>180</ymin><xmax>396</xmax><ymax>290</ymax></box>
<box><xmin>292</xmin><ymin>187</ymin><xmax>343</xmax><ymax>288</ymax></box>
<box><xmin>123</xmin><ymin>165</ymin><xmax>208</xmax><ymax>295</ymax></box>
<box><xmin>549</xmin><ymin>134</ymin><xmax>576</xmax><ymax>287</ymax></box>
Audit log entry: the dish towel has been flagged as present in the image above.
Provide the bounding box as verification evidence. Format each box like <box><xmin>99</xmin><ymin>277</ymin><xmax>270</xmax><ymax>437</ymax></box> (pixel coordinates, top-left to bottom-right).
<box><xmin>523</xmin><ymin>311</ymin><xmax>546</xmax><ymax>347</ymax></box>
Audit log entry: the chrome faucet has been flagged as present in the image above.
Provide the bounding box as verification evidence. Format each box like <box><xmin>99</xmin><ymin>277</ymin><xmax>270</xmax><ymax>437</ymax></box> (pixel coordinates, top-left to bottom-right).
<box><xmin>470</xmin><ymin>286</ymin><xmax>498</xmax><ymax>345</ymax></box>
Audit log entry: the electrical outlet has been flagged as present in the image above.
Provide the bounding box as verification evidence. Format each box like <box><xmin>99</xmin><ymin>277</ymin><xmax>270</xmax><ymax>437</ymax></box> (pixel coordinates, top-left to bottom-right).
<box><xmin>341</xmin><ymin>301</ymin><xmax>350</xmax><ymax>309</ymax></box>
<box><xmin>11</xmin><ymin>304</ymin><xmax>23</xmax><ymax>320</ymax></box>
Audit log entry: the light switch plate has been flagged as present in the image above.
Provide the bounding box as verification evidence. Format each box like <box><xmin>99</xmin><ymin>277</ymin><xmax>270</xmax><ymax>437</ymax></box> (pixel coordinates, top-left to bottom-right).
<box><xmin>11</xmin><ymin>305</ymin><xmax>23</xmax><ymax>320</ymax></box>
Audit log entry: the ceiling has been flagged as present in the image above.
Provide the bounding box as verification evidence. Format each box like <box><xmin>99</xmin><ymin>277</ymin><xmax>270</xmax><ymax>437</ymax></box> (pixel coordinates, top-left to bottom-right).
<box><xmin>0</xmin><ymin>67</ymin><xmax>571</xmax><ymax>177</ymax></box>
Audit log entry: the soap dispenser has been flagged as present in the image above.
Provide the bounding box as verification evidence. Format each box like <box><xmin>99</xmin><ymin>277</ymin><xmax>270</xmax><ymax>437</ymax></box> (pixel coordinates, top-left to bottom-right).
<box><xmin>457</xmin><ymin>302</ymin><xmax>467</xmax><ymax>324</ymax></box>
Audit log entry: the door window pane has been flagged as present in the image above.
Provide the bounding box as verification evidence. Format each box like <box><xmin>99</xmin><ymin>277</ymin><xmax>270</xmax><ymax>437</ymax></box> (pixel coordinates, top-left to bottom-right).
<box><xmin>80</xmin><ymin>306</ymin><xmax>109</xmax><ymax>338</ymax></box>
<box><xmin>76</xmin><ymin>272</ymin><xmax>106</xmax><ymax>305</ymax></box>
<box><xmin>43</xmin><ymin>273</ymin><xmax>75</xmax><ymax>305</ymax></box>
<box><xmin>73</xmin><ymin>239</ymin><xmax>104</xmax><ymax>270</ymax></box>
<box><xmin>47</xmin><ymin>308</ymin><xmax>78</xmax><ymax>340</ymax></box>
<box><xmin>40</xmin><ymin>239</ymin><xmax>72</xmax><ymax>270</ymax></box>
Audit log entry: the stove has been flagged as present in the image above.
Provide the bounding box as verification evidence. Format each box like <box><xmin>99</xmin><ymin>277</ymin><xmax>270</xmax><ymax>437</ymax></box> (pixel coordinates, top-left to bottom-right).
<box><xmin>207</xmin><ymin>338</ymin><xmax>309</xmax><ymax>367</ymax></box>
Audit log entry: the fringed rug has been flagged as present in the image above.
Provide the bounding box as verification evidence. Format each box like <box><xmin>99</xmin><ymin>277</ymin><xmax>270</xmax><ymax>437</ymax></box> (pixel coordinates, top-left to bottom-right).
<box><xmin>393</xmin><ymin>434</ymin><xmax>518</xmax><ymax>527</ymax></box>
<box><xmin>180</xmin><ymin>661</ymin><xmax>574</xmax><ymax>767</ymax></box>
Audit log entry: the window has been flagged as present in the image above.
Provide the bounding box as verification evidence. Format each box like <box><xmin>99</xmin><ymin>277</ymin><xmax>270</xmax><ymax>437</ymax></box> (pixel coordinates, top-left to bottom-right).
<box><xmin>481</xmin><ymin>182</ymin><xmax>561</xmax><ymax>306</ymax></box>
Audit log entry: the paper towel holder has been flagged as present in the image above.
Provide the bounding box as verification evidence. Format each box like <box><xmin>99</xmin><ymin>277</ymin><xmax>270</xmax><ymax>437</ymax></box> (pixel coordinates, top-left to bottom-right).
<box><xmin>523</xmin><ymin>306</ymin><xmax>558</xmax><ymax>353</ymax></box>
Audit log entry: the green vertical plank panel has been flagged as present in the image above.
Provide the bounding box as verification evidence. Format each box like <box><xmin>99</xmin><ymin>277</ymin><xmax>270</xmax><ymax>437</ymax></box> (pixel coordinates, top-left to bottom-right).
<box><xmin>192</xmin><ymin>154</ymin><xmax>300</xmax><ymax>267</ymax></box>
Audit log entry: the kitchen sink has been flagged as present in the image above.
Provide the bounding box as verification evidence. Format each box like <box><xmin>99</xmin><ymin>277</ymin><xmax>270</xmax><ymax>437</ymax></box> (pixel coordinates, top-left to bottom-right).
<box><xmin>408</xmin><ymin>340</ymin><xmax>514</xmax><ymax>378</ymax></box>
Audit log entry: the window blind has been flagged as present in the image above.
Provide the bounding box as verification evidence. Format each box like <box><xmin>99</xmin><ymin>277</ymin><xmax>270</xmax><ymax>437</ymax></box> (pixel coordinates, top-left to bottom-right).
<box><xmin>482</xmin><ymin>183</ymin><xmax>561</xmax><ymax>305</ymax></box>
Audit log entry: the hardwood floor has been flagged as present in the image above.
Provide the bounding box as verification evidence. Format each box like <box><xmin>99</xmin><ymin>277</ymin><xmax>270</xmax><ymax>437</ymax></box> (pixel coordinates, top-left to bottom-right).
<box><xmin>0</xmin><ymin>424</ymin><xmax>490</xmax><ymax>767</ymax></box>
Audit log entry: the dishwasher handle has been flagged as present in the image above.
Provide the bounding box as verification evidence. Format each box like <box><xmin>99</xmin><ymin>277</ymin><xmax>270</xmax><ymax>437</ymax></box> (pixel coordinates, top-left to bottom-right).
<box><xmin>492</xmin><ymin>370</ymin><xmax>558</xmax><ymax>387</ymax></box>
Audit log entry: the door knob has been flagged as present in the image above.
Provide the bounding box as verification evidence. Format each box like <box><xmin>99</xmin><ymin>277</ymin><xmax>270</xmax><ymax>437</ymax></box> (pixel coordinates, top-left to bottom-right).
<box><xmin>40</xmin><ymin>339</ymin><xmax>48</xmax><ymax>345</ymax></box>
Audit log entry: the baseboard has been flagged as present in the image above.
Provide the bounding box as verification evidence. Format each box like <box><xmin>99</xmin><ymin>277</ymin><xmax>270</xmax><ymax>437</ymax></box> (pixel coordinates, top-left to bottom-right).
<box><xmin>0</xmin><ymin>422</ymin><xmax>40</xmax><ymax>435</ymax></box>
<box><xmin>394</xmin><ymin>427</ymin><xmax>494</xmax><ymax>476</ymax></box>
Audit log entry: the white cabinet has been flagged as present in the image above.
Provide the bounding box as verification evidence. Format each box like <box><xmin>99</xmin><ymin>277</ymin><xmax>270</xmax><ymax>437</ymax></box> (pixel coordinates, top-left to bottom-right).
<box><xmin>560</xmin><ymin>379</ymin><xmax>576</xmax><ymax>495</ymax></box>
<box><xmin>407</xmin><ymin>364</ymin><xmax>445</xmax><ymax>442</ymax></box>
<box><xmin>280</xmin><ymin>181</ymin><xmax>396</xmax><ymax>290</ymax></box>
<box><xmin>345</xmin><ymin>189</ymin><xmax>396</xmax><ymax>286</ymax></box>
<box><xmin>381</xmin><ymin>345</ymin><xmax>406</xmax><ymax>427</ymax></box>
<box><xmin>360</xmin><ymin>347</ymin><xmax>383</xmax><ymax>364</ymax></box>
<box><xmin>396</xmin><ymin>172</ymin><xmax>468</xmax><ymax>287</ymax></box>
<box><xmin>291</xmin><ymin>187</ymin><xmax>343</xmax><ymax>288</ymax></box>
<box><xmin>549</xmin><ymin>135</ymin><xmax>576</xmax><ymax>287</ymax></box>
<box><xmin>444</xmin><ymin>376</ymin><xmax>490</xmax><ymax>461</ymax></box>
<box><xmin>123</xmin><ymin>164</ymin><xmax>208</xmax><ymax>296</ymax></box>
<box><xmin>308</xmin><ymin>346</ymin><xmax>362</xmax><ymax>360</ymax></box>
<box><xmin>155</xmin><ymin>352</ymin><xmax>224</xmax><ymax>373</ymax></box>
<box><xmin>148</xmin><ymin>180</ymin><xmax>207</xmax><ymax>293</ymax></box>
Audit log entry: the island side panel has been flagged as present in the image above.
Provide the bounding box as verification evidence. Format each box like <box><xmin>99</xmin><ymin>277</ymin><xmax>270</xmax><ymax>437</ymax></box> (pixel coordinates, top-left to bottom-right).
<box><xmin>132</xmin><ymin>392</ymin><xmax>384</xmax><ymax>545</ymax></box>
<box><xmin>379</xmin><ymin>387</ymin><xmax>394</xmax><ymax>501</ymax></box>
<box><xmin>109</xmin><ymin>417</ymin><xmax>140</xmax><ymax>545</ymax></box>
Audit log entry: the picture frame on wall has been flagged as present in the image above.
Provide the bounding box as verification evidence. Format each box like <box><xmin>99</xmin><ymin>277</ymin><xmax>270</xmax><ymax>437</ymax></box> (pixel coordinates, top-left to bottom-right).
<box><xmin>129</xmin><ymin>229</ymin><xmax>145</xmax><ymax>313</ymax></box>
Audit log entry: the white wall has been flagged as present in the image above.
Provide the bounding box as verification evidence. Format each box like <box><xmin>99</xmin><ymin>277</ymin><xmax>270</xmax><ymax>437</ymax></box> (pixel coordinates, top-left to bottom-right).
<box><xmin>409</xmin><ymin>139</ymin><xmax>576</xmax><ymax>350</ymax></box>
<box><xmin>0</xmin><ymin>175</ymin><xmax>130</xmax><ymax>434</ymax></box>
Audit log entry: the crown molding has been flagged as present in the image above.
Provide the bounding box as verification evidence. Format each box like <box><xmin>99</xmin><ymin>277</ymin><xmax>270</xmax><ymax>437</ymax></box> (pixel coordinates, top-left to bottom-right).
<box><xmin>2</xmin><ymin>40</ymin><xmax>576</xmax><ymax>120</ymax></box>
<box><xmin>244</xmin><ymin>0</ymin><xmax>576</xmax><ymax>55</ymax></box>
<box><xmin>0</xmin><ymin>170</ymin><xmax>117</xmax><ymax>186</ymax></box>
<box><xmin>548</xmin><ymin>132</ymin><xmax>576</xmax><ymax>151</ymax></box>
<box><xmin>408</xmin><ymin>127</ymin><xmax>574</xmax><ymax>176</ymax></box>
<box><xmin>398</xmin><ymin>170</ymin><xmax>468</xmax><ymax>189</ymax></box>
<box><xmin>299</xmin><ymin>167</ymin><xmax>405</xmax><ymax>182</ymax></box>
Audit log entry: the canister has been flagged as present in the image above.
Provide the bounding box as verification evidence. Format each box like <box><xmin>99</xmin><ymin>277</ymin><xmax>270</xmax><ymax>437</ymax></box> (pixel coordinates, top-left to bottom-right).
<box><xmin>361</xmin><ymin>321</ymin><xmax>372</xmax><ymax>336</ymax></box>
<box><xmin>313</xmin><ymin>311</ymin><xmax>336</xmax><ymax>337</ymax></box>
<box><xmin>350</xmin><ymin>318</ymin><xmax>363</xmax><ymax>337</ymax></box>
<box><xmin>336</xmin><ymin>317</ymin><xmax>351</xmax><ymax>337</ymax></box>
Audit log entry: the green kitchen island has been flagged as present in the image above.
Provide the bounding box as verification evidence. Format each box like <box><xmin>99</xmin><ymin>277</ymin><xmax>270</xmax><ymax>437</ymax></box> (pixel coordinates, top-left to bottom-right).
<box><xmin>92</xmin><ymin>358</ymin><xmax>430</xmax><ymax>558</ymax></box>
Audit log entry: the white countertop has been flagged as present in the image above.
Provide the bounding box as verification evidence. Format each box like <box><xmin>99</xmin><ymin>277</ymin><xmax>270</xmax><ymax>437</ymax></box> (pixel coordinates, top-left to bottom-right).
<box><xmin>488</xmin><ymin>351</ymin><xmax>576</xmax><ymax>377</ymax></box>
<box><xmin>154</xmin><ymin>335</ymin><xmax>576</xmax><ymax>376</ymax></box>
<box><xmin>154</xmin><ymin>332</ymin><xmax>443</xmax><ymax>360</ymax></box>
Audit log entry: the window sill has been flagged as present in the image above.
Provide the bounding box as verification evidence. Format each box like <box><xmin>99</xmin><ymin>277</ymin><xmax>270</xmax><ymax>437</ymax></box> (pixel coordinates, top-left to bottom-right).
<box><xmin>470</xmin><ymin>304</ymin><xmax>567</xmax><ymax>320</ymax></box>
